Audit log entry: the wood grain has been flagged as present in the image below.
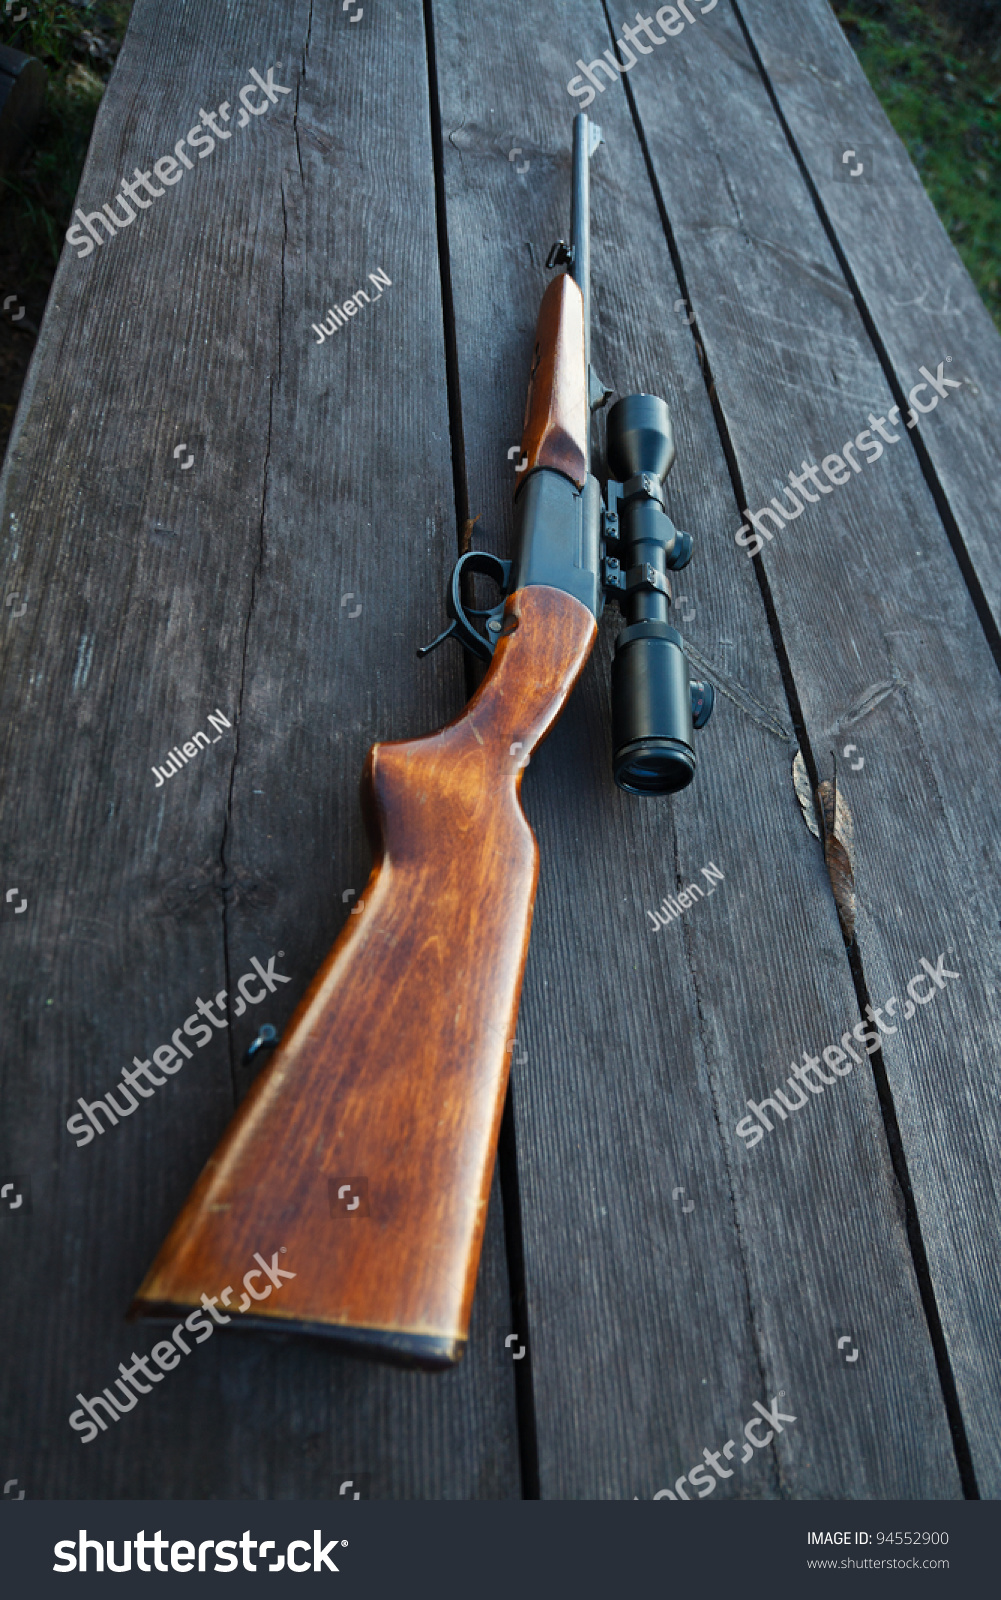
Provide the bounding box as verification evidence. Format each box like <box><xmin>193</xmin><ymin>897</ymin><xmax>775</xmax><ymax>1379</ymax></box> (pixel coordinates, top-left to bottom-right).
<box><xmin>133</xmin><ymin>587</ymin><xmax>596</xmax><ymax>1365</ymax></box>
<box><xmin>519</xmin><ymin>272</ymin><xmax>588</xmax><ymax>487</ymax></box>
<box><xmin>0</xmin><ymin>0</ymin><xmax>520</xmax><ymax>1497</ymax></box>
<box><xmin>1</xmin><ymin>0</ymin><xmax>993</xmax><ymax>1503</ymax></box>
<box><xmin>430</xmin><ymin>0</ymin><xmax>960</xmax><ymax>1499</ymax></box>
<box><xmin>738</xmin><ymin>0</ymin><xmax>1001</xmax><ymax>636</ymax></box>
<box><xmin>624</xmin><ymin>0</ymin><xmax>1001</xmax><ymax>1494</ymax></box>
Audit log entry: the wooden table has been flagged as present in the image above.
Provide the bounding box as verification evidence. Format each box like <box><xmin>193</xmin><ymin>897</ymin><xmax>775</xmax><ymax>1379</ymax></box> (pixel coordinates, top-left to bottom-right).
<box><xmin>2</xmin><ymin>0</ymin><xmax>998</xmax><ymax>1501</ymax></box>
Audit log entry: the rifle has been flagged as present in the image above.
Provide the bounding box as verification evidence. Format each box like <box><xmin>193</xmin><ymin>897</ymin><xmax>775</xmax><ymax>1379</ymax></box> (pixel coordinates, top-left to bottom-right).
<box><xmin>131</xmin><ymin>113</ymin><xmax>713</xmax><ymax>1369</ymax></box>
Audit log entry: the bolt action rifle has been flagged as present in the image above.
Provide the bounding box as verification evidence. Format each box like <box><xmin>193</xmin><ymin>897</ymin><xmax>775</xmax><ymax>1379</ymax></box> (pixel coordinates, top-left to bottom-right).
<box><xmin>132</xmin><ymin>114</ymin><xmax>713</xmax><ymax>1369</ymax></box>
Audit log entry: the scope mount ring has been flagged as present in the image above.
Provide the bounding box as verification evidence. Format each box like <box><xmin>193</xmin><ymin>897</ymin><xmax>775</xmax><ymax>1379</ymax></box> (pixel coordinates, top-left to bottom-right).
<box><xmin>602</xmin><ymin>556</ymin><xmax>673</xmax><ymax>603</ymax></box>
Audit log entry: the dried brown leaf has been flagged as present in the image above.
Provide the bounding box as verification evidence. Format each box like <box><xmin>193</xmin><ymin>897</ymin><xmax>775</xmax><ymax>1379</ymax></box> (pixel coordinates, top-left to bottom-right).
<box><xmin>819</xmin><ymin>774</ymin><xmax>856</xmax><ymax>939</ymax></box>
<box><xmin>792</xmin><ymin>750</ymin><xmax>856</xmax><ymax>939</ymax></box>
<box><xmin>792</xmin><ymin>749</ymin><xmax>819</xmax><ymax>838</ymax></box>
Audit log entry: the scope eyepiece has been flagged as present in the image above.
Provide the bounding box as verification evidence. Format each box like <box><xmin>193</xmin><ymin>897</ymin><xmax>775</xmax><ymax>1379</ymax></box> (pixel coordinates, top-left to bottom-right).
<box><xmin>604</xmin><ymin>394</ymin><xmax>713</xmax><ymax>795</ymax></box>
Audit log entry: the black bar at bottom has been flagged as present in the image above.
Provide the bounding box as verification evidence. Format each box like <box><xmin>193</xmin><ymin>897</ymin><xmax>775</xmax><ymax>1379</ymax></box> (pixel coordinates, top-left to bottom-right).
<box><xmin>0</xmin><ymin>1499</ymin><xmax>995</xmax><ymax>1597</ymax></box>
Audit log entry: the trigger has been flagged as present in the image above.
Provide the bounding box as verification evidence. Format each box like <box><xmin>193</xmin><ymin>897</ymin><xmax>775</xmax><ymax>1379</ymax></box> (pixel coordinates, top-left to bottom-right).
<box><xmin>417</xmin><ymin>550</ymin><xmax>512</xmax><ymax>663</ymax></box>
<box><xmin>417</xmin><ymin>620</ymin><xmax>459</xmax><ymax>658</ymax></box>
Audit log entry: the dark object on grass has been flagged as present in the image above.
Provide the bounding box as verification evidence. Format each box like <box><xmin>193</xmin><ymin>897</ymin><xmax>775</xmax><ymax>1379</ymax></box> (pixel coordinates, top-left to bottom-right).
<box><xmin>0</xmin><ymin>45</ymin><xmax>47</xmax><ymax>175</ymax></box>
<box><xmin>936</xmin><ymin>0</ymin><xmax>1001</xmax><ymax>50</ymax></box>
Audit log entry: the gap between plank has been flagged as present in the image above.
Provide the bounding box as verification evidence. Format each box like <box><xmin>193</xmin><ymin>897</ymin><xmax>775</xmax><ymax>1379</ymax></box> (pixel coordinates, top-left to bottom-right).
<box><xmin>725</xmin><ymin>0</ymin><xmax>983</xmax><ymax>1494</ymax></box>
<box><xmin>603</xmin><ymin>0</ymin><xmax>980</xmax><ymax>1501</ymax></box>
<box><xmin>421</xmin><ymin>0</ymin><xmax>541</xmax><ymax>1501</ymax></box>
<box><xmin>219</xmin><ymin>369</ymin><xmax>276</xmax><ymax>1106</ymax></box>
<box><xmin>728</xmin><ymin>0</ymin><xmax>1001</xmax><ymax>683</ymax></box>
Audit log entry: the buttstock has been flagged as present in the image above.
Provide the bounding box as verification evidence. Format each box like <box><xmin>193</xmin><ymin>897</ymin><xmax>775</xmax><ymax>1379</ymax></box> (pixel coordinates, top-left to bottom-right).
<box><xmin>132</xmin><ymin>586</ymin><xmax>596</xmax><ymax>1369</ymax></box>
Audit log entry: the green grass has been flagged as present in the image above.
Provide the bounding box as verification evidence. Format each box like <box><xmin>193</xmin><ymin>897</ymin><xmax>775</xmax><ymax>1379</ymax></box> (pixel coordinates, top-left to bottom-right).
<box><xmin>832</xmin><ymin>0</ymin><xmax>1001</xmax><ymax>329</ymax></box>
<box><xmin>0</xmin><ymin>2</ymin><xmax>132</xmax><ymax>452</ymax></box>
<box><xmin>1</xmin><ymin>1</ymin><xmax>132</xmax><ymax>281</ymax></box>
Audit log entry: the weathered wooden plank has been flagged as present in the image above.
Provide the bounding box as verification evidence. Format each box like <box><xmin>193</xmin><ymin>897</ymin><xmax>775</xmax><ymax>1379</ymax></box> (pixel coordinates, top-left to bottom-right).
<box><xmin>0</xmin><ymin>0</ymin><xmax>519</xmax><ymax>1498</ymax></box>
<box><xmin>429</xmin><ymin>0</ymin><xmax>959</xmax><ymax>1498</ymax></box>
<box><xmin>738</xmin><ymin>0</ymin><xmax>1001</xmax><ymax>641</ymax></box>
<box><xmin>619</xmin><ymin>0</ymin><xmax>1001</xmax><ymax>1494</ymax></box>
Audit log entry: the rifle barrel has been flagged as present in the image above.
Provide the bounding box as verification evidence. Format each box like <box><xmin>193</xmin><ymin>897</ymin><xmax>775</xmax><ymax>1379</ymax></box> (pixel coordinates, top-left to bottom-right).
<box><xmin>570</xmin><ymin>112</ymin><xmax>600</xmax><ymax>392</ymax></box>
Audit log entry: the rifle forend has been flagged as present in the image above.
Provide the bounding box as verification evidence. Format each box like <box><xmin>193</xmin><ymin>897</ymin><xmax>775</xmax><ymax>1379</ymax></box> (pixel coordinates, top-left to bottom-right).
<box><xmin>131</xmin><ymin>112</ymin><xmax>712</xmax><ymax>1367</ymax></box>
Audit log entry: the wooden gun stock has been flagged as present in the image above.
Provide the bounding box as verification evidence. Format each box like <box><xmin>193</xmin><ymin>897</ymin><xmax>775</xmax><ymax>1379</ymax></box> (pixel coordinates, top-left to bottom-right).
<box><xmin>520</xmin><ymin>272</ymin><xmax>588</xmax><ymax>488</ymax></box>
<box><xmin>132</xmin><ymin>587</ymin><xmax>596</xmax><ymax>1369</ymax></box>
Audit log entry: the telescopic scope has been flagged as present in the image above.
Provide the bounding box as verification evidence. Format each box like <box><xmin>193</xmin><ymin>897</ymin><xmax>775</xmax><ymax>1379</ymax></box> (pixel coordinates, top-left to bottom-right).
<box><xmin>604</xmin><ymin>394</ymin><xmax>713</xmax><ymax>795</ymax></box>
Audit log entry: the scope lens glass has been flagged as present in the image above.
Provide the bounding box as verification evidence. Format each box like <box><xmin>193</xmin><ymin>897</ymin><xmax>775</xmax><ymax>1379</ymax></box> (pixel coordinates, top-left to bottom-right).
<box><xmin>625</xmin><ymin>758</ymin><xmax>676</xmax><ymax>790</ymax></box>
<box><xmin>616</xmin><ymin>752</ymin><xmax>694</xmax><ymax>795</ymax></box>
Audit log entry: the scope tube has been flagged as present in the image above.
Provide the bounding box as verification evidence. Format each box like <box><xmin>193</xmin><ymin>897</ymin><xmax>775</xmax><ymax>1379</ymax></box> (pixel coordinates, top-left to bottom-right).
<box><xmin>606</xmin><ymin>394</ymin><xmax>712</xmax><ymax>795</ymax></box>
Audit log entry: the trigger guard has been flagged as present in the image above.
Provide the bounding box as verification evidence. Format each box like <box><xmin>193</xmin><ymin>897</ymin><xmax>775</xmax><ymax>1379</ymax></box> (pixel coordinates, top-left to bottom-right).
<box><xmin>447</xmin><ymin>551</ymin><xmax>512</xmax><ymax>662</ymax></box>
